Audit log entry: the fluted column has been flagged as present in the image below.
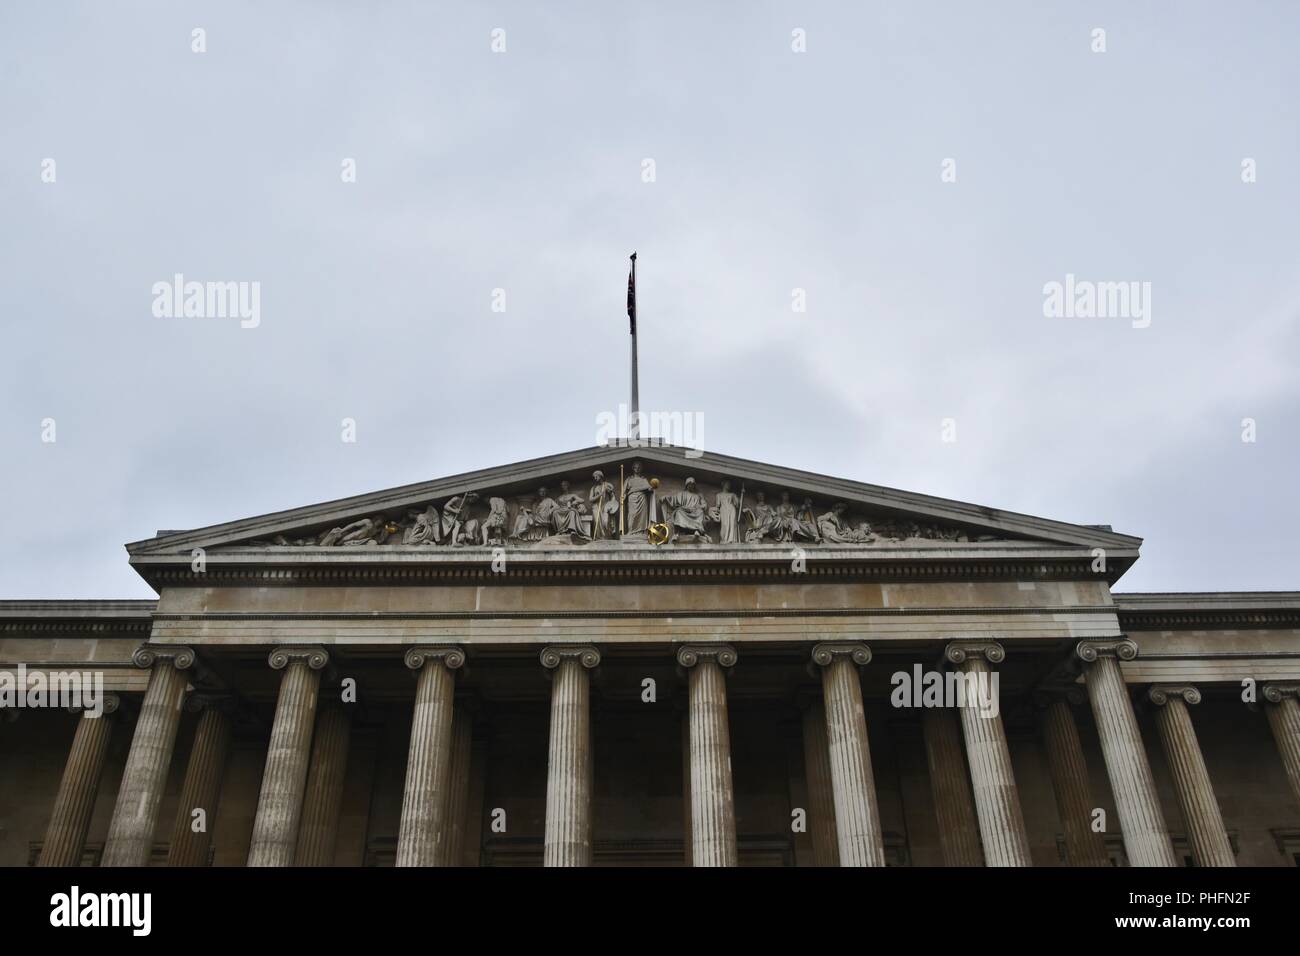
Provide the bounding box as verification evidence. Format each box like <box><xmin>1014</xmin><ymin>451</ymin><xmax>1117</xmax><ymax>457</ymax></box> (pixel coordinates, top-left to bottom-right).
<box><xmin>294</xmin><ymin>704</ymin><xmax>353</xmax><ymax>866</ymax></box>
<box><xmin>247</xmin><ymin>646</ymin><xmax>329</xmax><ymax>867</ymax></box>
<box><xmin>102</xmin><ymin>645</ymin><xmax>195</xmax><ymax>867</ymax></box>
<box><xmin>395</xmin><ymin>645</ymin><xmax>464</xmax><ymax>867</ymax></box>
<box><xmin>1076</xmin><ymin>639</ymin><xmax>1177</xmax><ymax>867</ymax></box>
<box><xmin>441</xmin><ymin>703</ymin><xmax>474</xmax><ymax>867</ymax></box>
<box><xmin>167</xmin><ymin>696</ymin><xmax>233</xmax><ymax>867</ymax></box>
<box><xmin>1147</xmin><ymin>685</ymin><xmax>1234</xmax><ymax>867</ymax></box>
<box><xmin>944</xmin><ymin>641</ymin><xmax>1031</xmax><ymax>866</ymax></box>
<box><xmin>921</xmin><ymin>706</ymin><xmax>984</xmax><ymax>866</ymax></box>
<box><xmin>801</xmin><ymin>698</ymin><xmax>840</xmax><ymax>866</ymax></box>
<box><xmin>678</xmin><ymin>644</ymin><xmax>738</xmax><ymax>867</ymax></box>
<box><xmin>38</xmin><ymin>695</ymin><xmax>121</xmax><ymax>867</ymax></box>
<box><xmin>541</xmin><ymin>645</ymin><xmax>600</xmax><ymax>867</ymax></box>
<box><xmin>811</xmin><ymin>642</ymin><xmax>886</xmax><ymax>866</ymax></box>
<box><xmin>1037</xmin><ymin>691</ymin><xmax>1109</xmax><ymax>866</ymax></box>
<box><xmin>1262</xmin><ymin>683</ymin><xmax>1300</xmax><ymax>810</ymax></box>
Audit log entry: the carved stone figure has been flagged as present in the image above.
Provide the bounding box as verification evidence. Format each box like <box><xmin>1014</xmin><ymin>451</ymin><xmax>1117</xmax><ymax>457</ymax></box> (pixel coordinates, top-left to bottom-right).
<box><xmin>552</xmin><ymin>480</ymin><xmax>590</xmax><ymax>539</ymax></box>
<box><xmin>402</xmin><ymin>505</ymin><xmax>441</xmax><ymax>545</ymax></box>
<box><xmin>440</xmin><ymin>492</ymin><xmax>479</xmax><ymax>546</ymax></box>
<box><xmin>339</xmin><ymin>515</ymin><xmax>387</xmax><ymax>546</ymax></box>
<box><xmin>511</xmin><ymin>487</ymin><xmax>558</xmax><ymax>542</ymax></box>
<box><xmin>818</xmin><ymin>503</ymin><xmax>873</xmax><ymax>543</ymax></box>
<box><xmin>793</xmin><ymin>496</ymin><xmax>821</xmax><ymax>542</ymax></box>
<box><xmin>622</xmin><ymin>461</ymin><xmax>653</xmax><ymax>535</ymax></box>
<box><xmin>660</xmin><ymin>477</ymin><xmax>712</xmax><ymax>543</ymax></box>
<box><xmin>588</xmin><ymin>471</ymin><xmax>618</xmax><ymax>540</ymax></box>
<box><xmin>480</xmin><ymin>497</ymin><xmax>508</xmax><ymax>546</ymax></box>
<box><xmin>743</xmin><ymin>491</ymin><xmax>781</xmax><ymax>542</ymax></box>
<box><xmin>321</xmin><ymin>516</ymin><xmax>378</xmax><ymax>546</ymax></box>
<box><xmin>712</xmin><ymin>480</ymin><xmax>741</xmax><ymax>544</ymax></box>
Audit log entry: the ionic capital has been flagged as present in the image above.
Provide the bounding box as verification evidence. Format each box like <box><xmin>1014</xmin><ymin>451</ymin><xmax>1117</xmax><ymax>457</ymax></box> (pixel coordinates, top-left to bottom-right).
<box><xmin>1074</xmin><ymin>639</ymin><xmax>1138</xmax><ymax>664</ymax></box>
<box><xmin>676</xmin><ymin>644</ymin><xmax>738</xmax><ymax>669</ymax></box>
<box><xmin>1147</xmin><ymin>684</ymin><xmax>1202</xmax><ymax>707</ymax></box>
<box><xmin>944</xmin><ymin>640</ymin><xmax>1005</xmax><ymax>667</ymax></box>
<box><xmin>402</xmin><ymin>645</ymin><xmax>465</xmax><ymax>672</ymax></box>
<box><xmin>1262</xmin><ymin>683</ymin><xmax>1300</xmax><ymax>705</ymax></box>
<box><xmin>132</xmin><ymin>643</ymin><xmax>196</xmax><ymax>671</ymax></box>
<box><xmin>268</xmin><ymin>645</ymin><xmax>330</xmax><ymax>671</ymax></box>
<box><xmin>540</xmin><ymin>645</ymin><xmax>601</xmax><ymax>670</ymax></box>
<box><xmin>810</xmin><ymin>642</ymin><xmax>871</xmax><ymax>668</ymax></box>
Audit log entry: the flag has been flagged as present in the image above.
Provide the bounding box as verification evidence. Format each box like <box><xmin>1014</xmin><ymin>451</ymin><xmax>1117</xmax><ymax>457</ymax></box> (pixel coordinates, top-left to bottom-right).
<box><xmin>626</xmin><ymin>253</ymin><xmax>637</xmax><ymax>335</ymax></box>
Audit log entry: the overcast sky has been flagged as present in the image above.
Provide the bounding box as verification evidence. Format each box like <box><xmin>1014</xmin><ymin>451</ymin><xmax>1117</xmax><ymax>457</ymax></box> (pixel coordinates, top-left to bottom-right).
<box><xmin>2</xmin><ymin>1</ymin><xmax>1297</xmax><ymax>599</ymax></box>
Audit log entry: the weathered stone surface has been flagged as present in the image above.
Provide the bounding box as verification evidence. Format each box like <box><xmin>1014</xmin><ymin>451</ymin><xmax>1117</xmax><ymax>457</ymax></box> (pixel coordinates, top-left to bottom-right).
<box><xmin>1076</xmin><ymin>640</ymin><xmax>1178</xmax><ymax>867</ymax></box>
<box><xmin>102</xmin><ymin>646</ymin><xmax>195</xmax><ymax>867</ymax></box>
<box><xmin>678</xmin><ymin>644</ymin><xmax>738</xmax><ymax>867</ymax></box>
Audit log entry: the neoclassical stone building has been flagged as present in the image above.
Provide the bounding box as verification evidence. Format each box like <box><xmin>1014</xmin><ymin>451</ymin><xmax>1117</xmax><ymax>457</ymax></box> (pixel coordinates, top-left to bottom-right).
<box><xmin>2</xmin><ymin>446</ymin><xmax>1298</xmax><ymax>867</ymax></box>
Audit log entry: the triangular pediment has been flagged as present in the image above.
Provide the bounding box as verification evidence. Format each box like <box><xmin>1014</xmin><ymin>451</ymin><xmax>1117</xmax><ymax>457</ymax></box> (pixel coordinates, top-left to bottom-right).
<box><xmin>126</xmin><ymin>445</ymin><xmax>1141</xmax><ymax>574</ymax></box>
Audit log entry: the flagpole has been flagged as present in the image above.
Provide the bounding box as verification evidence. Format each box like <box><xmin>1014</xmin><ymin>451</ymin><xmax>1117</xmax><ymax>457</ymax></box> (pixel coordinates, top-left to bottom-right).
<box><xmin>628</xmin><ymin>252</ymin><xmax>639</xmax><ymax>443</ymax></box>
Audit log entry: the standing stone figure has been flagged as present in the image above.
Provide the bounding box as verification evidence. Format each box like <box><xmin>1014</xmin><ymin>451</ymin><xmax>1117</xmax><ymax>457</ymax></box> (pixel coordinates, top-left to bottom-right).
<box><xmin>743</xmin><ymin>491</ymin><xmax>782</xmax><ymax>542</ymax></box>
<box><xmin>402</xmin><ymin>504</ymin><xmax>441</xmax><ymax>545</ymax></box>
<box><xmin>588</xmin><ymin>471</ymin><xmax>618</xmax><ymax>540</ymax></box>
<box><xmin>712</xmin><ymin>480</ymin><xmax>741</xmax><ymax>545</ymax></box>
<box><xmin>552</xmin><ymin>481</ymin><xmax>589</xmax><ymax>538</ymax></box>
<box><xmin>480</xmin><ymin>497</ymin><xmax>509</xmax><ymax>546</ymax></box>
<box><xmin>512</xmin><ymin>487</ymin><xmax>558</xmax><ymax>542</ymax></box>
<box><xmin>660</xmin><ymin>477</ymin><xmax>712</xmax><ymax>543</ymax></box>
<box><xmin>622</xmin><ymin>461</ymin><xmax>653</xmax><ymax>535</ymax></box>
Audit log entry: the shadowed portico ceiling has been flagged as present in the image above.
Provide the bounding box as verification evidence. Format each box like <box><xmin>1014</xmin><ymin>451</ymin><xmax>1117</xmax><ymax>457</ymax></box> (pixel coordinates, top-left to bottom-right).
<box><xmin>124</xmin><ymin>445</ymin><xmax>1142</xmax><ymax>586</ymax></box>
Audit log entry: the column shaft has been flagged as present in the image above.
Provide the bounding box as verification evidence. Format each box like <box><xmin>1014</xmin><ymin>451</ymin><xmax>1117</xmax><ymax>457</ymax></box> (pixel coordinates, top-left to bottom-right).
<box><xmin>820</xmin><ymin>658</ymin><xmax>886</xmax><ymax>866</ymax></box>
<box><xmin>294</xmin><ymin>706</ymin><xmax>352</xmax><ymax>866</ymax></box>
<box><xmin>38</xmin><ymin>709</ymin><xmax>117</xmax><ymax>867</ymax></box>
<box><xmin>687</xmin><ymin>659</ymin><xmax>737</xmax><ymax>867</ymax></box>
<box><xmin>801</xmin><ymin>700</ymin><xmax>840</xmax><ymax>866</ymax></box>
<box><xmin>954</xmin><ymin>657</ymin><xmax>1032</xmax><ymax>866</ymax></box>
<box><xmin>102</xmin><ymin>657</ymin><xmax>190</xmax><ymax>866</ymax></box>
<box><xmin>247</xmin><ymin>661</ymin><xmax>321</xmax><ymax>866</ymax></box>
<box><xmin>395</xmin><ymin>656</ymin><xmax>457</xmax><ymax>866</ymax></box>
<box><xmin>543</xmin><ymin>657</ymin><xmax>594</xmax><ymax>866</ymax></box>
<box><xmin>1040</xmin><ymin>699</ymin><xmax>1109</xmax><ymax>866</ymax></box>
<box><xmin>441</xmin><ymin>708</ymin><xmax>473</xmax><ymax>867</ymax></box>
<box><xmin>1264</xmin><ymin>693</ymin><xmax>1300</xmax><ymax>809</ymax></box>
<box><xmin>921</xmin><ymin>707</ymin><xmax>983</xmax><ymax>866</ymax></box>
<box><xmin>1150</xmin><ymin>693</ymin><xmax>1234</xmax><ymax>867</ymax></box>
<box><xmin>167</xmin><ymin>706</ymin><xmax>232</xmax><ymax>866</ymax></box>
<box><xmin>1081</xmin><ymin>652</ymin><xmax>1177</xmax><ymax>866</ymax></box>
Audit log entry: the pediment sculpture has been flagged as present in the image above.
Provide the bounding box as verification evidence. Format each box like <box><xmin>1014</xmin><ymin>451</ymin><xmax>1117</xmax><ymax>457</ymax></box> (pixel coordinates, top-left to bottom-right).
<box><xmin>247</xmin><ymin>461</ymin><xmax>997</xmax><ymax>550</ymax></box>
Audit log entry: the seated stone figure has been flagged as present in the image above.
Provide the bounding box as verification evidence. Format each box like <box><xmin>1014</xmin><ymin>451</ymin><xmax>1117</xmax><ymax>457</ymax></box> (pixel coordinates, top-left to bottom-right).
<box><xmin>402</xmin><ymin>504</ymin><xmax>441</xmax><ymax>545</ymax></box>
<box><xmin>743</xmin><ymin>491</ymin><xmax>782</xmax><ymax>542</ymax></box>
<box><xmin>551</xmin><ymin>480</ymin><xmax>590</xmax><ymax>539</ymax></box>
<box><xmin>660</xmin><ymin>477</ymin><xmax>712</xmax><ymax>543</ymax></box>
<box><xmin>511</xmin><ymin>487</ymin><xmax>558</xmax><ymax>542</ymax></box>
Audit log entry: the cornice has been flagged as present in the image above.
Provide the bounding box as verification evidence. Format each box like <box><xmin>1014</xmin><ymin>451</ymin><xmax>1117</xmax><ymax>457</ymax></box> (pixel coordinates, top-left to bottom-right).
<box><xmin>147</xmin><ymin>605</ymin><xmax>1118</xmax><ymax>623</ymax></box>
<box><xmin>1115</xmin><ymin>592</ymin><xmax>1300</xmax><ymax>631</ymax></box>
<box><xmin>129</xmin><ymin>551</ymin><xmax>1130</xmax><ymax>589</ymax></box>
